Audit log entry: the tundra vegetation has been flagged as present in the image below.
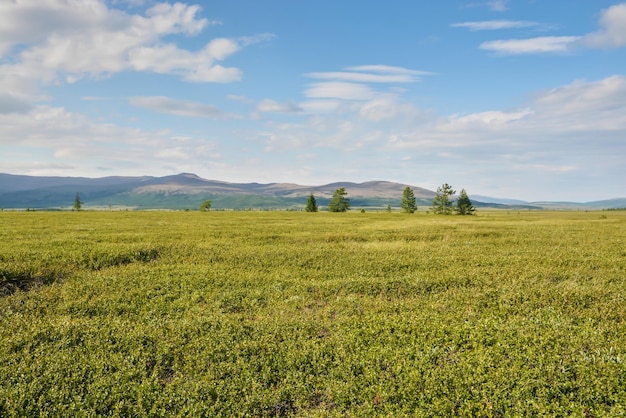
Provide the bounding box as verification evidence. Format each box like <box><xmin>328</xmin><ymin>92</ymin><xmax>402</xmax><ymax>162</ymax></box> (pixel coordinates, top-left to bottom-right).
<box><xmin>1</xmin><ymin>211</ymin><xmax>625</xmax><ymax>416</ymax></box>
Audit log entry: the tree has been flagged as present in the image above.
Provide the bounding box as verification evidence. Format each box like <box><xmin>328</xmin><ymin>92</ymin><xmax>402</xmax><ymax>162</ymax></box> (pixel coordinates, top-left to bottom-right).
<box><xmin>431</xmin><ymin>183</ymin><xmax>455</xmax><ymax>215</ymax></box>
<box><xmin>305</xmin><ymin>194</ymin><xmax>318</xmax><ymax>212</ymax></box>
<box><xmin>73</xmin><ymin>192</ymin><xmax>83</xmax><ymax>211</ymax></box>
<box><xmin>328</xmin><ymin>188</ymin><xmax>350</xmax><ymax>212</ymax></box>
<box><xmin>400</xmin><ymin>186</ymin><xmax>417</xmax><ymax>213</ymax></box>
<box><xmin>455</xmin><ymin>189</ymin><xmax>475</xmax><ymax>215</ymax></box>
<box><xmin>199</xmin><ymin>199</ymin><xmax>212</xmax><ymax>211</ymax></box>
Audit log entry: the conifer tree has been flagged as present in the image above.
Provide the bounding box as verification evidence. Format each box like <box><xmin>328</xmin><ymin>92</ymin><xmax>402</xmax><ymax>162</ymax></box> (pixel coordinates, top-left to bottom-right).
<box><xmin>400</xmin><ymin>186</ymin><xmax>417</xmax><ymax>213</ymax></box>
<box><xmin>73</xmin><ymin>192</ymin><xmax>83</xmax><ymax>211</ymax></box>
<box><xmin>328</xmin><ymin>188</ymin><xmax>350</xmax><ymax>212</ymax></box>
<box><xmin>455</xmin><ymin>189</ymin><xmax>475</xmax><ymax>215</ymax></box>
<box><xmin>305</xmin><ymin>194</ymin><xmax>318</xmax><ymax>212</ymax></box>
<box><xmin>431</xmin><ymin>183</ymin><xmax>455</xmax><ymax>215</ymax></box>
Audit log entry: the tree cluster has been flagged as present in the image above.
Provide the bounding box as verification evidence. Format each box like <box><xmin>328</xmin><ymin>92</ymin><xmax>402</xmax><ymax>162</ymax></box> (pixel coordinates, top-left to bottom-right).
<box><xmin>303</xmin><ymin>184</ymin><xmax>474</xmax><ymax>215</ymax></box>
<box><xmin>431</xmin><ymin>183</ymin><xmax>475</xmax><ymax>215</ymax></box>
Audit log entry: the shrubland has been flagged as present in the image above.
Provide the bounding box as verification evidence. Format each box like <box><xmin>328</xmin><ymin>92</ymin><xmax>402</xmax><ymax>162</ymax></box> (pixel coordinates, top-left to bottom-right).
<box><xmin>1</xmin><ymin>210</ymin><xmax>625</xmax><ymax>416</ymax></box>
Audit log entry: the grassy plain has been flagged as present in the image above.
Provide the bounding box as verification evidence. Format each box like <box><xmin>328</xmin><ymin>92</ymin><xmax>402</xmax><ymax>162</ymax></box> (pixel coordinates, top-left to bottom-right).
<box><xmin>1</xmin><ymin>210</ymin><xmax>625</xmax><ymax>417</ymax></box>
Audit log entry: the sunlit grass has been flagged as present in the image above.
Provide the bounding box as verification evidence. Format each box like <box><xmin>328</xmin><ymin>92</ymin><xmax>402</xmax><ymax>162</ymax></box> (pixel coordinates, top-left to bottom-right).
<box><xmin>1</xmin><ymin>210</ymin><xmax>625</xmax><ymax>416</ymax></box>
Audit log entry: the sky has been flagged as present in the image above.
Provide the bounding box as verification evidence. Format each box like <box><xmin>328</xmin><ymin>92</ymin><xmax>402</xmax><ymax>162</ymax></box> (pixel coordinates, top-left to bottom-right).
<box><xmin>1</xmin><ymin>0</ymin><xmax>625</xmax><ymax>201</ymax></box>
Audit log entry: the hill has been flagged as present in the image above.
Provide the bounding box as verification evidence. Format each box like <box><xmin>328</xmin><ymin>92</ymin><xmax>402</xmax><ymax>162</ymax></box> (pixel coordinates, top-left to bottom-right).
<box><xmin>1</xmin><ymin>173</ymin><xmax>624</xmax><ymax>210</ymax></box>
<box><xmin>0</xmin><ymin>173</ymin><xmax>436</xmax><ymax>210</ymax></box>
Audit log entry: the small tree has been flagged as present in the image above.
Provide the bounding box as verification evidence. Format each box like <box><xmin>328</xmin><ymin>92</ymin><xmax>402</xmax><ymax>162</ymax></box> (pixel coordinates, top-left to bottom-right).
<box><xmin>73</xmin><ymin>192</ymin><xmax>83</xmax><ymax>211</ymax></box>
<box><xmin>432</xmin><ymin>183</ymin><xmax>455</xmax><ymax>215</ymax></box>
<box><xmin>199</xmin><ymin>199</ymin><xmax>212</xmax><ymax>211</ymax></box>
<box><xmin>305</xmin><ymin>194</ymin><xmax>318</xmax><ymax>212</ymax></box>
<box><xmin>328</xmin><ymin>188</ymin><xmax>350</xmax><ymax>212</ymax></box>
<box><xmin>400</xmin><ymin>186</ymin><xmax>417</xmax><ymax>213</ymax></box>
<box><xmin>455</xmin><ymin>189</ymin><xmax>475</xmax><ymax>215</ymax></box>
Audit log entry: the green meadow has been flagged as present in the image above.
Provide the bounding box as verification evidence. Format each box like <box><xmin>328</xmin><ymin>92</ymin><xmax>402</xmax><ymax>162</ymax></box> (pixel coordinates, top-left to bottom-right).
<box><xmin>1</xmin><ymin>210</ymin><xmax>625</xmax><ymax>417</ymax></box>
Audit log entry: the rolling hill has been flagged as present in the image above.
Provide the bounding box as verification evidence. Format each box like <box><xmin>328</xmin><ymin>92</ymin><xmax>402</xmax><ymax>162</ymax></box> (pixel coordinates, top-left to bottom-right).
<box><xmin>1</xmin><ymin>173</ymin><xmax>624</xmax><ymax>210</ymax></box>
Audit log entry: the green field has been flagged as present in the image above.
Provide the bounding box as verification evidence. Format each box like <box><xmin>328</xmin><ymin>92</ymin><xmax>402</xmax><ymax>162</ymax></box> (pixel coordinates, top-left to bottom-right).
<box><xmin>1</xmin><ymin>211</ymin><xmax>625</xmax><ymax>416</ymax></box>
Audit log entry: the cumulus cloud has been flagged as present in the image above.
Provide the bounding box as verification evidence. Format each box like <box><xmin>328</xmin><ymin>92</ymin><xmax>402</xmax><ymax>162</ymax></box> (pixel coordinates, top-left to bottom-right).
<box><xmin>0</xmin><ymin>94</ymin><xmax>33</xmax><ymax>114</ymax></box>
<box><xmin>389</xmin><ymin>75</ymin><xmax>626</xmax><ymax>150</ymax></box>
<box><xmin>129</xmin><ymin>96</ymin><xmax>240</xmax><ymax>119</ymax></box>
<box><xmin>0</xmin><ymin>0</ymin><xmax>273</xmax><ymax>99</ymax></box>
<box><xmin>0</xmin><ymin>104</ymin><xmax>221</xmax><ymax>176</ymax></box>
<box><xmin>252</xmin><ymin>74</ymin><xmax>626</xmax><ymax>198</ymax></box>
<box><xmin>581</xmin><ymin>3</ymin><xmax>626</xmax><ymax>48</ymax></box>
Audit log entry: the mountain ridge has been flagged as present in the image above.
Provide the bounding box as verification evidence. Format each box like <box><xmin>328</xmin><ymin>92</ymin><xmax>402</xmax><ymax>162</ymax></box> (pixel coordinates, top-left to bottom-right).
<box><xmin>1</xmin><ymin>173</ymin><xmax>624</xmax><ymax>210</ymax></box>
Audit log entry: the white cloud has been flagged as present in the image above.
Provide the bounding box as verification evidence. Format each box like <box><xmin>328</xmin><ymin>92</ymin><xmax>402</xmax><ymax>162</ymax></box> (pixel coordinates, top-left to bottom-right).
<box><xmin>305</xmin><ymin>72</ymin><xmax>416</xmax><ymax>83</ymax></box>
<box><xmin>532</xmin><ymin>75</ymin><xmax>626</xmax><ymax>130</ymax></box>
<box><xmin>250</xmin><ymin>74</ymin><xmax>626</xmax><ymax>199</ymax></box>
<box><xmin>477</xmin><ymin>3</ymin><xmax>626</xmax><ymax>55</ymax></box>
<box><xmin>358</xmin><ymin>96</ymin><xmax>422</xmax><ymax>122</ymax></box>
<box><xmin>0</xmin><ymin>0</ymin><xmax>273</xmax><ymax>99</ymax></box>
<box><xmin>0</xmin><ymin>104</ymin><xmax>222</xmax><ymax>176</ymax></box>
<box><xmin>299</xmin><ymin>100</ymin><xmax>342</xmax><ymax>114</ymax></box>
<box><xmin>480</xmin><ymin>36</ymin><xmax>581</xmax><ymax>54</ymax></box>
<box><xmin>581</xmin><ymin>3</ymin><xmax>626</xmax><ymax>48</ymax></box>
<box><xmin>488</xmin><ymin>0</ymin><xmax>509</xmax><ymax>12</ymax></box>
<box><xmin>389</xmin><ymin>75</ymin><xmax>626</xmax><ymax>150</ymax></box>
<box><xmin>0</xmin><ymin>94</ymin><xmax>32</xmax><ymax>114</ymax></box>
<box><xmin>129</xmin><ymin>96</ymin><xmax>239</xmax><ymax>119</ymax></box>
<box><xmin>304</xmin><ymin>82</ymin><xmax>375</xmax><ymax>101</ymax></box>
<box><xmin>447</xmin><ymin>109</ymin><xmax>532</xmax><ymax>128</ymax></box>
<box><xmin>227</xmin><ymin>94</ymin><xmax>255</xmax><ymax>104</ymax></box>
<box><xmin>154</xmin><ymin>147</ymin><xmax>191</xmax><ymax>161</ymax></box>
<box><xmin>299</xmin><ymin>65</ymin><xmax>433</xmax><ymax>107</ymax></box>
<box><xmin>256</xmin><ymin>99</ymin><xmax>302</xmax><ymax>113</ymax></box>
<box><xmin>305</xmin><ymin>65</ymin><xmax>433</xmax><ymax>84</ymax></box>
<box><xmin>465</xmin><ymin>0</ymin><xmax>510</xmax><ymax>12</ymax></box>
<box><xmin>344</xmin><ymin>65</ymin><xmax>434</xmax><ymax>76</ymax></box>
<box><xmin>451</xmin><ymin>20</ymin><xmax>539</xmax><ymax>31</ymax></box>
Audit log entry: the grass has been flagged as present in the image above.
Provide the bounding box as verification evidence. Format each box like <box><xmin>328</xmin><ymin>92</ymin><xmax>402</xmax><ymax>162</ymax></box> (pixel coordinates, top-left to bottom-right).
<box><xmin>1</xmin><ymin>210</ymin><xmax>625</xmax><ymax>416</ymax></box>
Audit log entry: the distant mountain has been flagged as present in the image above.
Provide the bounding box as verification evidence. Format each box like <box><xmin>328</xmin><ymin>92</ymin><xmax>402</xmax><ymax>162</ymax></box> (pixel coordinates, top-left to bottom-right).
<box><xmin>1</xmin><ymin>173</ymin><xmax>624</xmax><ymax>210</ymax></box>
<box><xmin>470</xmin><ymin>195</ymin><xmax>529</xmax><ymax>205</ymax></box>
<box><xmin>0</xmin><ymin>173</ymin><xmax>436</xmax><ymax>210</ymax></box>
<box><xmin>529</xmin><ymin>198</ymin><xmax>626</xmax><ymax>210</ymax></box>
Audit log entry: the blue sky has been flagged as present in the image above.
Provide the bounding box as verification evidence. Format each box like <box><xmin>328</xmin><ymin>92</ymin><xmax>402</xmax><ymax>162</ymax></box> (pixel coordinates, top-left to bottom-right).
<box><xmin>1</xmin><ymin>0</ymin><xmax>625</xmax><ymax>201</ymax></box>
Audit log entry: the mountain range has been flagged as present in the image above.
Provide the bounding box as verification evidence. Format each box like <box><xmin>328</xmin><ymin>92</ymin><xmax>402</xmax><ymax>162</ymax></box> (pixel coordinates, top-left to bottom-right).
<box><xmin>1</xmin><ymin>173</ymin><xmax>624</xmax><ymax>210</ymax></box>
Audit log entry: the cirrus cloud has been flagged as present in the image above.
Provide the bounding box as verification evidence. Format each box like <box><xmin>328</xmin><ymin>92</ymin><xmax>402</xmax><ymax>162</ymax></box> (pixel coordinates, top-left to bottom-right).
<box><xmin>480</xmin><ymin>36</ymin><xmax>581</xmax><ymax>54</ymax></box>
<box><xmin>451</xmin><ymin>20</ymin><xmax>539</xmax><ymax>31</ymax></box>
<box><xmin>129</xmin><ymin>96</ymin><xmax>241</xmax><ymax>119</ymax></box>
<box><xmin>472</xmin><ymin>3</ymin><xmax>626</xmax><ymax>54</ymax></box>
